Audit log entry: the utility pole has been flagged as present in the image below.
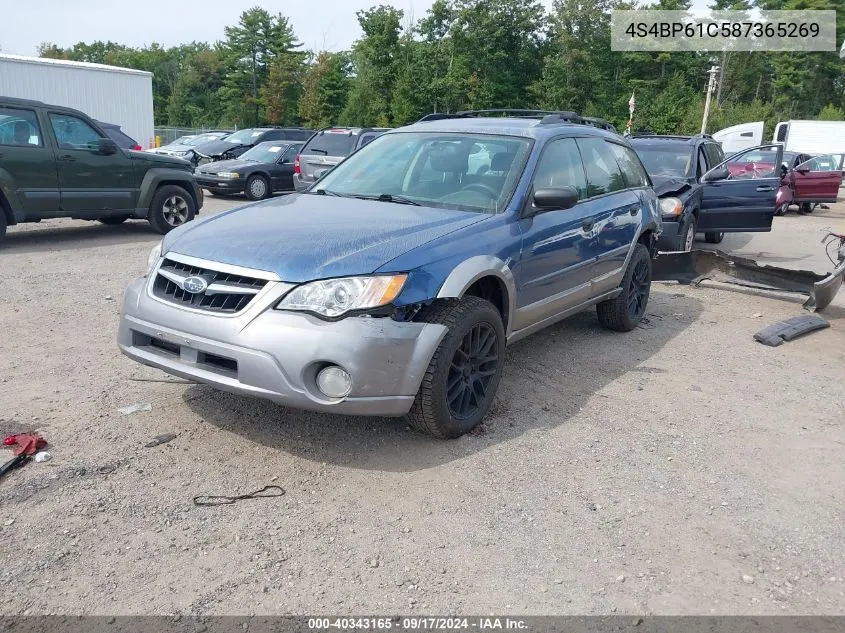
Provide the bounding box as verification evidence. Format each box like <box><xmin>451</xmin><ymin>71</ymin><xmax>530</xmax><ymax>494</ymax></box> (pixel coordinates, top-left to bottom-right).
<box><xmin>701</xmin><ymin>65</ymin><xmax>720</xmax><ymax>135</ymax></box>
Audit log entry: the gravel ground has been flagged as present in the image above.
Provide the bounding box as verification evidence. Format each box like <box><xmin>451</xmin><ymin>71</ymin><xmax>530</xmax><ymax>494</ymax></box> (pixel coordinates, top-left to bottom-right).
<box><xmin>1</xmin><ymin>195</ymin><xmax>843</xmax><ymax>616</ymax></box>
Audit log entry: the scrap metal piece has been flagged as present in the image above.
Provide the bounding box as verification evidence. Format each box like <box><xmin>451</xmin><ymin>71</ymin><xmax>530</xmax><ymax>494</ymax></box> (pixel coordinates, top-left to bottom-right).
<box><xmin>753</xmin><ymin>315</ymin><xmax>830</xmax><ymax>347</ymax></box>
<box><xmin>652</xmin><ymin>249</ymin><xmax>845</xmax><ymax>312</ymax></box>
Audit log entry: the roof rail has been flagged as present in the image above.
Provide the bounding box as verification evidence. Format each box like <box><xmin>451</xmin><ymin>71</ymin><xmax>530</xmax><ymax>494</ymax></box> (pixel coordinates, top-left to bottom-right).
<box><xmin>581</xmin><ymin>116</ymin><xmax>617</xmax><ymax>132</ymax></box>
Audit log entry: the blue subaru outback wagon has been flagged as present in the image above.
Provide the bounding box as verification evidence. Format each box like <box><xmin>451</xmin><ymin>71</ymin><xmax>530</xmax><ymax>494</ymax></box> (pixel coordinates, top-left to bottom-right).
<box><xmin>119</xmin><ymin>110</ymin><xmax>661</xmax><ymax>438</ymax></box>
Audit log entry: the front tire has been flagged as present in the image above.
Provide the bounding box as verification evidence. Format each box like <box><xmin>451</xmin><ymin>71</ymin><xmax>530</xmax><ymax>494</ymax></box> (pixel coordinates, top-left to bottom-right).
<box><xmin>0</xmin><ymin>212</ymin><xmax>6</xmax><ymax>245</ymax></box>
<box><xmin>245</xmin><ymin>175</ymin><xmax>270</xmax><ymax>201</ymax></box>
<box><xmin>677</xmin><ymin>215</ymin><xmax>697</xmax><ymax>251</ymax></box>
<box><xmin>705</xmin><ymin>231</ymin><xmax>724</xmax><ymax>244</ymax></box>
<box><xmin>148</xmin><ymin>185</ymin><xmax>196</xmax><ymax>234</ymax></box>
<box><xmin>775</xmin><ymin>203</ymin><xmax>789</xmax><ymax>216</ymax></box>
<box><xmin>596</xmin><ymin>242</ymin><xmax>651</xmax><ymax>332</ymax></box>
<box><xmin>407</xmin><ymin>297</ymin><xmax>506</xmax><ymax>439</ymax></box>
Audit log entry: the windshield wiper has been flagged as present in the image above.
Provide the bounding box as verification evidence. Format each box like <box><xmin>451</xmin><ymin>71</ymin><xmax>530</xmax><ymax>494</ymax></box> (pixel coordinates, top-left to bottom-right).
<box><xmin>358</xmin><ymin>193</ymin><xmax>421</xmax><ymax>206</ymax></box>
<box><xmin>312</xmin><ymin>188</ymin><xmax>343</xmax><ymax>197</ymax></box>
<box><xmin>309</xmin><ymin>149</ymin><xmax>328</xmax><ymax>155</ymax></box>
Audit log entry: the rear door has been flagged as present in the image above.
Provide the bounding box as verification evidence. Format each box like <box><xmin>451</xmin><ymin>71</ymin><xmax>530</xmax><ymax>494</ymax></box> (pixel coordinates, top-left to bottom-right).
<box><xmin>792</xmin><ymin>155</ymin><xmax>842</xmax><ymax>203</ymax></box>
<box><xmin>0</xmin><ymin>104</ymin><xmax>59</xmax><ymax>217</ymax></box>
<box><xmin>47</xmin><ymin>112</ymin><xmax>137</xmax><ymax>215</ymax></box>
<box><xmin>578</xmin><ymin>137</ymin><xmax>642</xmax><ymax>288</ymax></box>
<box><xmin>698</xmin><ymin>144</ymin><xmax>784</xmax><ymax>233</ymax></box>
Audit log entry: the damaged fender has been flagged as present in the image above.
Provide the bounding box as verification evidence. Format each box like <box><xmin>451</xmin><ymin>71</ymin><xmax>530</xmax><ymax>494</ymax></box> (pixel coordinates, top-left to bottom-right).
<box><xmin>652</xmin><ymin>249</ymin><xmax>845</xmax><ymax>312</ymax></box>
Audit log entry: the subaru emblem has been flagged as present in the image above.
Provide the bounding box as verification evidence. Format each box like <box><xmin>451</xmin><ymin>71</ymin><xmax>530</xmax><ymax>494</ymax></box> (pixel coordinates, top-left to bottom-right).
<box><xmin>182</xmin><ymin>276</ymin><xmax>208</xmax><ymax>294</ymax></box>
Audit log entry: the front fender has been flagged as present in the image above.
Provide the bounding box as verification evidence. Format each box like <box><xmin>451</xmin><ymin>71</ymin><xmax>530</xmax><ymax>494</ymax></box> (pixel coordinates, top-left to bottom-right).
<box><xmin>138</xmin><ymin>168</ymin><xmax>202</xmax><ymax>211</ymax></box>
<box><xmin>435</xmin><ymin>255</ymin><xmax>517</xmax><ymax>337</ymax></box>
<box><xmin>0</xmin><ymin>168</ymin><xmax>26</xmax><ymax>223</ymax></box>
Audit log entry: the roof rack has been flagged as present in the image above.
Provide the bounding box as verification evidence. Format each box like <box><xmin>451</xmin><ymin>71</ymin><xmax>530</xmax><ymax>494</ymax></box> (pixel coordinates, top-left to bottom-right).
<box><xmin>417</xmin><ymin>109</ymin><xmax>622</xmax><ymax>132</ymax></box>
<box><xmin>629</xmin><ymin>133</ymin><xmax>714</xmax><ymax>141</ymax></box>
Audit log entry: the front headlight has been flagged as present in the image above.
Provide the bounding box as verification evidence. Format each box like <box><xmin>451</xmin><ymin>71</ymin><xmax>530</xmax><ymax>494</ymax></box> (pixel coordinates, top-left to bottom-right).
<box><xmin>276</xmin><ymin>274</ymin><xmax>408</xmax><ymax>318</ymax></box>
<box><xmin>217</xmin><ymin>172</ymin><xmax>239</xmax><ymax>179</ymax></box>
<box><xmin>660</xmin><ymin>197</ymin><xmax>683</xmax><ymax>217</ymax></box>
<box><xmin>146</xmin><ymin>242</ymin><xmax>162</xmax><ymax>275</ymax></box>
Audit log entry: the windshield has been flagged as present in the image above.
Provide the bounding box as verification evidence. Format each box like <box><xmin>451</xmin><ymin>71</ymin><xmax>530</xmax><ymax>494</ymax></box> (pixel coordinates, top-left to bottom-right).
<box><xmin>171</xmin><ymin>135</ymin><xmax>196</xmax><ymax>146</ymax></box>
<box><xmin>187</xmin><ymin>133</ymin><xmax>226</xmax><ymax>146</ymax></box>
<box><xmin>632</xmin><ymin>145</ymin><xmax>691</xmax><ymax>178</ymax></box>
<box><xmin>312</xmin><ymin>132</ymin><xmax>533</xmax><ymax>214</ymax></box>
<box><xmin>303</xmin><ymin>131</ymin><xmax>358</xmax><ymax>157</ymax></box>
<box><xmin>240</xmin><ymin>143</ymin><xmax>288</xmax><ymax>163</ymax></box>
<box><xmin>224</xmin><ymin>129</ymin><xmax>267</xmax><ymax>145</ymax></box>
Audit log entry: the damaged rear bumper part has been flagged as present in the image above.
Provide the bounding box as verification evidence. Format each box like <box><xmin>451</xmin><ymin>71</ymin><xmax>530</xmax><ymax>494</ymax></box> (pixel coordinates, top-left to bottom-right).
<box><xmin>652</xmin><ymin>249</ymin><xmax>845</xmax><ymax>312</ymax></box>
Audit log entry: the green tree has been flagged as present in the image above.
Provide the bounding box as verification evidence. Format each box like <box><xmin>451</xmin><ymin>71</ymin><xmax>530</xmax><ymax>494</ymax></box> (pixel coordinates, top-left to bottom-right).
<box><xmin>299</xmin><ymin>52</ymin><xmax>351</xmax><ymax>128</ymax></box>
<box><xmin>818</xmin><ymin>103</ymin><xmax>845</xmax><ymax>120</ymax></box>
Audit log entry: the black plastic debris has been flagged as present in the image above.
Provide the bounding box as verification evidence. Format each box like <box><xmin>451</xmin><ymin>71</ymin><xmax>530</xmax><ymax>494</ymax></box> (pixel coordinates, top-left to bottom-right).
<box><xmin>753</xmin><ymin>315</ymin><xmax>830</xmax><ymax>347</ymax></box>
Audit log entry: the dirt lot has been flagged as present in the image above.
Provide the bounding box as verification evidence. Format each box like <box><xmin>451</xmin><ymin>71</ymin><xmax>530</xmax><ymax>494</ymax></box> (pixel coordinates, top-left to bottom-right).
<box><xmin>1</xmin><ymin>196</ymin><xmax>844</xmax><ymax>616</ymax></box>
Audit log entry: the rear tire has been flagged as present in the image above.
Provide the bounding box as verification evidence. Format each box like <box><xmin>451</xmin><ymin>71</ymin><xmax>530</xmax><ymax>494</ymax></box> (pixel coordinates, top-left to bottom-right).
<box><xmin>148</xmin><ymin>185</ymin><xmax>196</xmax><ymax>234</ymax></box>
<box><xmin>245</xmin><ymin>174</ymin><xmax>270</xmax><ymax>201</ymax></box>
<box><xmin>407</xmin><ymin>297</ymin><xmax>506</xmax><ymax>439</ymax></box>
<box><xmin>705</xmin><ymin>231</ymin><xmax>724</xmax><ymax>244</ymax></box>
<box><xmin>596</xmin><ymin>243</ymin><xmax>651</xmax><ymax>332</ymax></box>
<box><xmin>98</xmin><ymin>215</ymin><xmax>129</xmax><ymax>225</ymax></box>
<box><xmin>0</xmin><ymin>211</ymin><xmax>6</xmax><ymax>245</ymax></box>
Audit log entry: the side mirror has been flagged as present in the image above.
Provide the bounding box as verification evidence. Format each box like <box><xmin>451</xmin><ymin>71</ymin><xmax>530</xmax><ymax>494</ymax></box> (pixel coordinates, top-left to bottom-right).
<box><xmin>796</xmin><ymin>166</ymin><xmax>810</xmax><ymax>174</ymax></box>
<box><xmin>702</xmin><ymin>165</ymin><xmax>729</xmax><ymax>183</ymax></box>
<box><xmin>281</xmin><ymin>157</ymin><xmax>291</xmax><ymax>164</ymax></box>
<box><xmin>528</xmin><ymin>187</ymin><xmax>579</xmax><ymax>216</ymax></box>
<box><xmin>90</xmin><ymin>138</ymin><xmax>118</xmax><ymax>156</ymax></box>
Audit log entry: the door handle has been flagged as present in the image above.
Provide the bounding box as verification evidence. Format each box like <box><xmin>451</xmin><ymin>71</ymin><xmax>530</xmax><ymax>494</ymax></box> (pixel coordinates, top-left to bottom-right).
<box><xmin>756</xmin><ymin>185</ymin><xmax>774</xmax><ymax>192</ymax></box>
<box><xmin>582</xmin><ymin>220</ymin><xmax>594</xmax><ymax>232</ymax></box>
<box><xmin>57</xmin><ymin>154</ymin><xmax>76</xmax><ymax>162</ymax></box>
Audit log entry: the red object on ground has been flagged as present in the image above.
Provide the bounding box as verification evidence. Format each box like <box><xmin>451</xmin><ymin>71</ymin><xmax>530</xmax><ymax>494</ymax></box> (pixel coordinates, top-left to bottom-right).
<box><xmin>4</xmin><ymin>433</ymin><xmax>47</xmax><ymax>456</ymax></box>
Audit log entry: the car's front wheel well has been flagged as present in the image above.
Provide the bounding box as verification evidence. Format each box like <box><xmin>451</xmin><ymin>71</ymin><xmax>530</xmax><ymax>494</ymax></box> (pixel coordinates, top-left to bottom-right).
<box><xmin>463</xmin><ymin>275</ymin><xmax>509</xmax><ymax>331</ymax></box>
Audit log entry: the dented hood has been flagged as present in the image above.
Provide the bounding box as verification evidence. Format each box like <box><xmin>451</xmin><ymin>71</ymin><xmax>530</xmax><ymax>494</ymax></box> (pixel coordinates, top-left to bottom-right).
<box><xmin>650</xmin><ymin>175</ymin><xmax>692</xmax><ymax>198</ymax></box>
<box><xmin>162</xmin><ymin>193</ymin><xmax>487</xmax><ymax>282</ymax></box>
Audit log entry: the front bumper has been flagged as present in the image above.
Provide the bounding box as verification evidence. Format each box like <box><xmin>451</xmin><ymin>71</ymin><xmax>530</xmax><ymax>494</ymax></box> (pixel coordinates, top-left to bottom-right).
<box><xmin>656</xmin><ymin>217</ymin><xmax>681</xmax><ymax>250</ymax></box>
<box><xmin>195</xmin><ymin>176</ymin><xmax>244</xmax><ymax>193</ymax></box>
<box><xmin>117</xmin><ymin>276</ymin><xmax>447</xmax><ymax>416</ymax></box>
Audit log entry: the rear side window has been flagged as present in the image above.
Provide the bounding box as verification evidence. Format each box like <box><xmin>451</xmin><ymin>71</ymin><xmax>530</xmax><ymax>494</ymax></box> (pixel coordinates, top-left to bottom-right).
<box><xmin>0</xmin><ymin>106</ymin><xmax>43</xmax><ymax>147</ymax></box>
<box><xmin>359</xmin><ymin>133</ymin><xmax>378</xmax><ymax>149</ymax></box>
<box><xmin>576</xmin><ymin>137</ymin><xmax>627</xmax><ymax>197</ymax></box>
<box><xmin>608</xmin><ymin>142</ymin><xmax>650</xmax><ymax>188</ymax></box>
<box><xmin>775</xmin><ymin>123</ymin><xmax>788</xmax><ymax>142</ymax></box>
<box><xmin>49</xmin><ymin>113</ymin><xmax>102</xmax><ymax>149</ymax></box>
<box><xmin>532</xmin><ymin>138</ymin><xmax>588</xmax><ymax>199</ymax></box>
<box><xmin>302</xmin><ymin>131</ymin><xmax>357</xmax><ymax>157</ymax></box>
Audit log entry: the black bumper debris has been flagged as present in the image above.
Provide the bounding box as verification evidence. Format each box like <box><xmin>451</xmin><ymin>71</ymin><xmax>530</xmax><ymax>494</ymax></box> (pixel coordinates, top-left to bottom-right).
<box><xmin>753</xmin><ymin>315</ymin><xmax>830</xmax><ymax>347</ymax></box>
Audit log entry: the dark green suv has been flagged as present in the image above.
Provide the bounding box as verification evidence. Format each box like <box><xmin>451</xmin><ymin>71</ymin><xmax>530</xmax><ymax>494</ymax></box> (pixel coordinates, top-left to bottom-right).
<box><xmin>0</xmin><ymin>97</ymin><xmax>203</xmax><ymax>243</ymax></box>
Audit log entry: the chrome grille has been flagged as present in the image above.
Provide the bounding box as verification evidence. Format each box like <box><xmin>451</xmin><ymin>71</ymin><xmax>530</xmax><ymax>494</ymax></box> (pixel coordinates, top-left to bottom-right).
<box><xmin>152</xmin><ymin>257</ymin><xmax>268</xmax><ymax>313</ymax></box>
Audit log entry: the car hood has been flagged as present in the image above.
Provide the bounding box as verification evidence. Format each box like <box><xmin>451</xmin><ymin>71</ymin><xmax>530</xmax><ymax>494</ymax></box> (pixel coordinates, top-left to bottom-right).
<box><xmin>650</xmin><ymin>175</ymin><xmax>692</xmax><ymax>198</ymax></box>
<box><xmin>196</xmin><ymin>158</ymin><xmax>258</xmax><ymax>173</ymax></box>
<box><xmin>193</xmin><ymin>139</ymin><xmax>243</xmax><ymax>157</ymax></box>
<box><xmin>131</xmin><ymin>150</ymin><xmax>191</xmax><ymax>167</ymax></box>
<box><xmin>163</xmin><ymin>194</ymin><xmax>488</xmax><ymax>282</ymax></box>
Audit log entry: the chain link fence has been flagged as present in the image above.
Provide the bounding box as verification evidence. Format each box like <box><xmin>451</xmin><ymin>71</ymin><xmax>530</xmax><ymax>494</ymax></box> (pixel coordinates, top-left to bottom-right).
<box><xmin>153</xmin><ymin>126</ymin><xmax>235</xmax><ymax>147</ymax></box>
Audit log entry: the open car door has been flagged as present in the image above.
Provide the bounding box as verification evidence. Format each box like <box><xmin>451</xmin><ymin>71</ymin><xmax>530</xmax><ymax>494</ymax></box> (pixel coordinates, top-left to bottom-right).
<box><xmin>792</xmin><ymin>155</ymin><xmax>842</xmax><ymax>204</ymax></box>
<box><xmin>697</xmin><ymin>144</ymin><xmax>784</xmax><ymax>233</ymax></box>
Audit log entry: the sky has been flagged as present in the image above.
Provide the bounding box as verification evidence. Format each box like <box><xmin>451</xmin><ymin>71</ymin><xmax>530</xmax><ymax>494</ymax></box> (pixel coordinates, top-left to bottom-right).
<box><xmin>1</xmin><ymin>0</ymin><xmax>559</xmax><ymax>57</ymax></box>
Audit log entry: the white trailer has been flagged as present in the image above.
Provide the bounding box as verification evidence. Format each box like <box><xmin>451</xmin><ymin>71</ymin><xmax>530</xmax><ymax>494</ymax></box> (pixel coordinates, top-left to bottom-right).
<box><xmin>0</xmin><ymin>53</ymin><xmax>154</xmax><ymax>149</ymax></box>
<box><xmin>772</xmin><ymin>119</ymin><xmax>845</xmax><ymax>168</ymax></box>
<box><xmin>713</xmin><ymin>121</ymin><xmax>764</xmax><ymax>155</ymax></box>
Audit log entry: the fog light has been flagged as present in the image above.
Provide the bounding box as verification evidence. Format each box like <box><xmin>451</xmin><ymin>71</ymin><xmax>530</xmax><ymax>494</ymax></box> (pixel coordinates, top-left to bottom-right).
<box><xmin>316</xmin><ymin>366</ymin><xmax>352</xmax><ymax>398</ymax></box>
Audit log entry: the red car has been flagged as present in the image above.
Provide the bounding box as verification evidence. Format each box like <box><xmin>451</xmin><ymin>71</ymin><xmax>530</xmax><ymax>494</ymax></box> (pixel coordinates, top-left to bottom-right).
<box><xmin>775</xmin><ymin>152</ymin><xmax>842</xmax><ymax>215</ymax></box>
<box><xmin>728</xmin><ymin>150</ymin><xmax>841</xmax><ymax>215</ymax></box>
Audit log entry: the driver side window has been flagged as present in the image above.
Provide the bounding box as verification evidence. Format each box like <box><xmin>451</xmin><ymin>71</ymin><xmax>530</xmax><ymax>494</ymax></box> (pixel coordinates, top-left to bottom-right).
<box><xmin>532</xmin><ymin>138</ymin><xmax>587</xmax><ymax>200</ymax></box>
<box><xmin>49</xmin><ymin>113</ymin><xmax>102</xmax><ymax>149</ymax></box>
